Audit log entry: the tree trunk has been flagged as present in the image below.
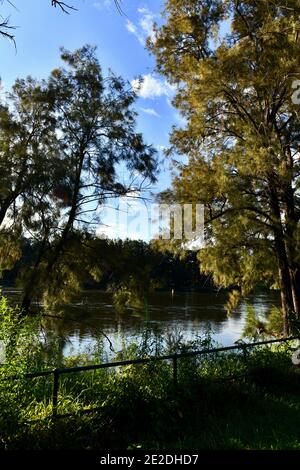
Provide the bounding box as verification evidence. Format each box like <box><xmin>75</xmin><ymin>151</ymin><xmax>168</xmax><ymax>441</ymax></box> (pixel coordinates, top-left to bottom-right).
<box><xmin>21</xmin><ymin>232</ymin><xmax>49</xmax><ymax>314</ymax></box>
<box><xmin>273</xmin><ymin>223</ymin><xmax>294</xmax><ymax>335</ymax></box>
<box><xmin>21</xmin><ymin>294</ymin><xmax>32</xmax><ymax>316</ymax></box>
<box><xmin>268</xmin><ymin>180</ymin><xmax>294</xmax><ymax>334</ymax></box>
<box><xmin>46</xmin><ymin>151</ymin><xmax>85</xmax><ymax>274</ymax></box>
<box><xmin>0</xmin><ymin>192</ymin><xmax>20</xmax><ymax>227</ymax></box>
<box><xmin>282</xmin><ymin>147</ymin><xmax>300</xmax><ymax>318</ymax></box>
<box><xmin>0</xmin><ymin>202</ymin><xmax>10</xmax><ymax>226</ymax></box>
<box><xmin>276</xmin><ymin>249</ymin><xmax>293</xmax><ymax>336</ymax></box>
<box><xmin>282</xmin><ymin>180</ymin><xmax>300</xmax><ymax>318</ymax></box>
<box><xmin>290</xmin><ymin>266</ymin><xmax>300</xmax><ymax>320</ymax></box>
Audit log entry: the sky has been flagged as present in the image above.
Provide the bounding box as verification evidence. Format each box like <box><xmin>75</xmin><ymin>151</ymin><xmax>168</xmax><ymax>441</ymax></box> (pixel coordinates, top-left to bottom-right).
<box><xmin>0</xmin><ymin>0</ymin><xmax>184</xmax><ymax>240</ymax></box>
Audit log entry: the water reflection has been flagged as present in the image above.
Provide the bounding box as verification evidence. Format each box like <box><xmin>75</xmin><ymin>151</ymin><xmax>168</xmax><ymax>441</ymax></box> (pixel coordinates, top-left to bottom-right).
<box><xmin>1</xmin><ymin>288</ymin><xmax>280</xmax><ymax>359</ymax></box>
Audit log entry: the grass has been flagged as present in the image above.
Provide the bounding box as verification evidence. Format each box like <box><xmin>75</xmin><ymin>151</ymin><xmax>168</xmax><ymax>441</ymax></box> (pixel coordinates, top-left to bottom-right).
<box><xmin>1</xmin><ymin>343</ymin><xmax>300</xmax><ymax>450</ymax></box>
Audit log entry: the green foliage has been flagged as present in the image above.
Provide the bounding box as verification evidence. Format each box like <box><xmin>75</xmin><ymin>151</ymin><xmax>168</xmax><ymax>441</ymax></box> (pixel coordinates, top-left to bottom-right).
<box><xmin>0</xmin><ymin>46</ymin><xmax>157</xmax><ymax>311</ymax></box>
<box><xmin>243</xmin><ymin>304</ymin><xmax>285</xmax><ymax>338</ymax></box>
<box><xmin>0</xmin><ymin>294</ymin><xmax>40</xmax><ymax>361</ymax></box>
<box><xmin>108</xmin><ymin>281</ymin><xmax>144</xmax><ymax>311</ymax></box>
<box><xmin>150</xmin><ymin>0</ymin><xmax>300</xmax><ymax>328</ymax></box>
<box><xmin>267</xmin><ymin>307</ymin><xmax>285</xmax><ymax>335</ymax></box>
<box><xmin>0</xmin><ymin>294</ymin><xmax>42</xmax><ymax>444</ymax></box>
<box><xmin>0</xmin><ymin>231</ymin><xmax>22</xmax><ymax>275</ymax></box>
<box><xmin>243</xmin><ymin>304</ymin><xmax>265</xmax><ymax>338</ymax></box>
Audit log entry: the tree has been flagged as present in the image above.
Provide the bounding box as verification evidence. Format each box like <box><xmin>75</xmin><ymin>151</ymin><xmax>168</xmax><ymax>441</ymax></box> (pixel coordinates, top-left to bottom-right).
<box><xmin>12</xmin><ymin>46</ymin><xmax>156</xmax><ymax>312</ymax></box>
<box><xmin>150</xmin><ymin>0</ymin><xmax>300</xmax><ymax>334</ymax></box>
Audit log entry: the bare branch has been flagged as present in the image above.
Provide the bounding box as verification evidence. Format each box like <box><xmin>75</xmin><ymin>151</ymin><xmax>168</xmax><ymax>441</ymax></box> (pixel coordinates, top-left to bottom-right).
<box><xmin>0</xmin><ymin>15</ymin><xmax>16</xmax><ymax>44</ymax></box>
<box><xmin>0</xmin><ymin>1</ymin><xmax>124</xmax><ymax>44</ymax></box>
<box><xmin>51</xmin><ymin>0</ymin><xmax>77</xmax><ymax>14</ymax></box>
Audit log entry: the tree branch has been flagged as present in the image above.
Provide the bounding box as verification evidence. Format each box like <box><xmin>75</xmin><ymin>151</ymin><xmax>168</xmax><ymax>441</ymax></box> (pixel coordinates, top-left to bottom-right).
<box><xmin>51</xmin><ymin>0</ymin><xmax>77</xmax><ymax>14</ymax></box>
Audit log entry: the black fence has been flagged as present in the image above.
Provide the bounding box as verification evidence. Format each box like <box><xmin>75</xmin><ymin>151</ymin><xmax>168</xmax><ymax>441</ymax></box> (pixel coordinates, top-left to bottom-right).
<box><xmin>8</xmin><ymin>335</ymin><xmax>300</xmax><ymax>418</ymax></box>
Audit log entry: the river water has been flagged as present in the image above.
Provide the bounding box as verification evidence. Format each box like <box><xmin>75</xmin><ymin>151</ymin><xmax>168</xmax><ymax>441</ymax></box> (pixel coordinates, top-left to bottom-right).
<box><xmin>1</xmin><ymin>288</ymin><xmax>280</xmax><ymax>359</ymax></box>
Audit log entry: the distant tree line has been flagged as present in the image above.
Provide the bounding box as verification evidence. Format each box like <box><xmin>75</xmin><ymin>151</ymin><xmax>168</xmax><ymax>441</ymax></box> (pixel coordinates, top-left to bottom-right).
<box><xmin>1</xmin><ymin>237</ymin><xmax>214</xmax><ymax>305</ymax></box>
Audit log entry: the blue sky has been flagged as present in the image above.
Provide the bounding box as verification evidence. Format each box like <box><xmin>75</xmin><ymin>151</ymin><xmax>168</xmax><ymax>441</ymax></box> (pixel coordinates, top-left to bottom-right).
<box><xmin>0</xmin><ymin>0</ymin><xmax>183</xmax><ymax>240</ymax></box>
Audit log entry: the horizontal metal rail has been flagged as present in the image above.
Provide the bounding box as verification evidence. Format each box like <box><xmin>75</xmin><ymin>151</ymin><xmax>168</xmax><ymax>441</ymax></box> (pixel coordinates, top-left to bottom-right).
<box><xmin>5</xmin><ymin>335</ymin><xmax>300</xmax><ymax>418</ymax></box>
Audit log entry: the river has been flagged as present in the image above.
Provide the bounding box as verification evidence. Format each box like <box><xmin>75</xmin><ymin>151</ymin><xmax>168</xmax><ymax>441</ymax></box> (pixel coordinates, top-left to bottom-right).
<box><xmin>1</xmin><ymin>288</ymin><xmax>280</xmax><ymax>360</ymax></box>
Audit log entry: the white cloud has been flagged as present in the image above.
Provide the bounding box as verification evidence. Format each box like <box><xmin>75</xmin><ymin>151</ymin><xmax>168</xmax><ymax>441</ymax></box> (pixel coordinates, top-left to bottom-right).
<box><xmin>93</xmin><ymin>0</ymin><xmax>113</xmax><ymax>11</ymax></box>
<box><xmin>140</xmin><ymin>107</ymin><xmax>160</xmax><ymax>117</ymax></box>
<box><xmin>97</xmin><ymin>221</ymin><xmax>126</xmax><ymax>239</ymax></box>
<box><xmin>125</xmin><ymin>7</ymin><xmax>156</xmax><ymax>46</ymax></box>
<box><xmin>155</xmin><ymin>145</ymin><xmax>167</xmax><ymax>152</ymax></box>
<box><xmin>125</xmin><ymin>20</ymin><xmax>137</xmax><ymax>35</ymax></box>
<box><xmin>97</xmin><ymin>197</ymin><xmax>150</xmax><ymax>241</ymax></box>
<box><xmin>125</xmin><ymin>20</ymin><xmax>144</xmax><ymax>46</ymax></box>
<box><xmin>137</xmin><ymin>7</ymin><xmax>156</xmax><ymax>43</ymax></box>
<box><xmin>132</xmin><ymin>74</ymin><xmax>176</xmax><ymax>100</ymax></box>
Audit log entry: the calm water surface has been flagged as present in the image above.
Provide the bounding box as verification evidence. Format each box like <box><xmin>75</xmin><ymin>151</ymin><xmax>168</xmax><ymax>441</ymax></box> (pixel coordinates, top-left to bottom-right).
<box><xmin>1</xmin><ymin>288</ymin><xmax>280</xmax><ymax>359</ymax></box>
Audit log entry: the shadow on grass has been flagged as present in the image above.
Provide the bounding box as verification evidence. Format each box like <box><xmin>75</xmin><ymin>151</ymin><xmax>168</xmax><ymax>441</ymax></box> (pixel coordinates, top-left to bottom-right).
<box><xmin>8</xmin><ymin>368</ymin><xmax>300</xmax><ymax>451</ymax></box>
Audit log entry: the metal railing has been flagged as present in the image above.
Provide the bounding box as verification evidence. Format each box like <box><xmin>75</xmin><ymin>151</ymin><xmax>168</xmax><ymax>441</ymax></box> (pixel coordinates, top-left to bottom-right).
<box><xmin>8</xmin><ymin>335</ymin><xmax>300</xmax><ymax>418</ymax></box>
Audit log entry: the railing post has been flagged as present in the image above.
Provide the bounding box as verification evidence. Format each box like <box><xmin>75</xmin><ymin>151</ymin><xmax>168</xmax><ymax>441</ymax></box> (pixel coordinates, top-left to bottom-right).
<box><xmin>173</xmin><ymin>355</ymin><xmax>178</xmax><ymax>386</ymax></box>
<box><xmin>242</xmin><ymin>345</ymin><xmax>248</xmax><ymax>362</ymax></box>
<box><xmin>52</xmin><ymin>368</ymin><xmax>59</xmax><ymax>419</ymax></box>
